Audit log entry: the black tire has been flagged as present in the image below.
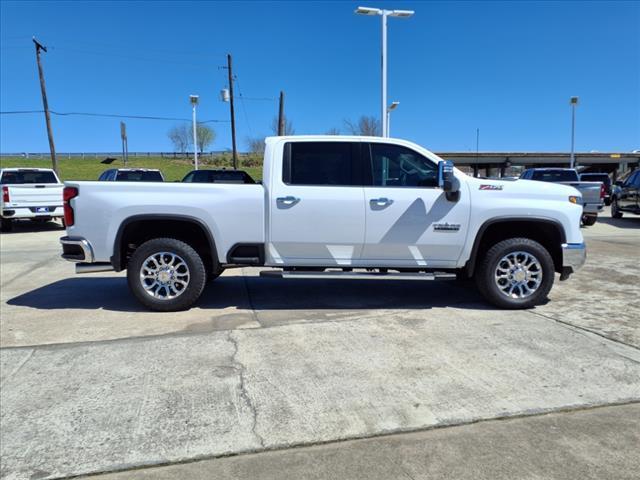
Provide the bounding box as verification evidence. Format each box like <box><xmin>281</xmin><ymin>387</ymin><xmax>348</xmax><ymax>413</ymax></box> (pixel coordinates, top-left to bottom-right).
<box><xmin>611</xmin><ymin>198</ymin><xmax>623</xmax><ymax>218</ymax></box>
<box><xmin>475</xmin><ymin>237</ymin><xmax>555</xmax><ymax>309</ymax></box>
<box><xmin>127</xmin><ymin>238</ymin><xmax>206</xmax><ymax>312</ymax></box>
<box><xmin>582</xmin><ymin>214</ymin><xmax>597</xmax><ymax>226</ymax></box>
<box><xmin>1</xmin><ymin>218</ymin><xmax>13</xmax><ymax>233</ymax></box>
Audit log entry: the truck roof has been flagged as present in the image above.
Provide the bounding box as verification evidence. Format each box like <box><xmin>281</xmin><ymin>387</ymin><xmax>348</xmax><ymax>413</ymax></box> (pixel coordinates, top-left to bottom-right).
<box><xmin>0</xmin><ymin>167</ymin><xmax>56</xmax><ymax>172</ymax></box>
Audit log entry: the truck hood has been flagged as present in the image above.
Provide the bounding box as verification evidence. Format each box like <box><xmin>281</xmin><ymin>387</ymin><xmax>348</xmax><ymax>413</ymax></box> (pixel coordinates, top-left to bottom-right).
<box><xmin>465</xmin><ymin>176</ymin><xmax>580</xmax><ymax>201</ymax></box>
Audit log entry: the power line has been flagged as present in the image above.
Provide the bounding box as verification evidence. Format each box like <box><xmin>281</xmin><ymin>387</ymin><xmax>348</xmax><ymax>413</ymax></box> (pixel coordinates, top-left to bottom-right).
<box><xmin>0</xmin><ymin>110</ymin><xmax>228</xmax><ymax>123</ymax></box>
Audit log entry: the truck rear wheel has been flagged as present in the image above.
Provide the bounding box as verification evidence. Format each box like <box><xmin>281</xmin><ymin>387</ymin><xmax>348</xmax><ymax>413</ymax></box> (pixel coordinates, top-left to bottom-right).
<box><xmin>476</xmin><ymin>237</ymin><xmax>554</xmax><ymax>309</ymax></box>
<box><xmin>582</xmin><ymin>214</ymin><xmax>597</xmax><ymax>226</ymax></box>
<box><xmin>1</xmin><ymin>218</ymin><xmax>13</xmax><ymax>233</ymax></box>
<box><xmin>127</xmin><ymin>238</ymin><xmax>206</xmax><ymax>312</ymax></box>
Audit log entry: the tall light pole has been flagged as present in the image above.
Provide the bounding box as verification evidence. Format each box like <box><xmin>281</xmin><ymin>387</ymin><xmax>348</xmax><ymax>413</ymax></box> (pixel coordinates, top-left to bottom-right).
<box><xmin>355</xmin><ymin>6</ymin><xmax>414</xmax><ymax>138</ymax></box>
<box><xmin>190</xmin><ymin>95</ymin><xmax>199</xmax><ymax>170</ymax></box>
<box><xmin>386</xmin><ymin>101</ymin><xmax>399</xmax><ymax>137</ymax></box>
<box><xmin>569</xmin><ymin>96</ymin><xmax>579</xmax><ymax>169</ymax></box>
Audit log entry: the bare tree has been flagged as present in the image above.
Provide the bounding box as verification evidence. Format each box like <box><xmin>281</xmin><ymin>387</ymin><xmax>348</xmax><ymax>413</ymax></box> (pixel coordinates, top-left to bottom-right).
<box><xmin>271</xmin><ymin>115</ymin><xmax>295</xmax><ymax>135</ymax></box>
<box><xmin>245</xmin><ymin>136</ymin><xmax>266</xmax><ymax>154</ymax></box>
<box><xmin>325</xmin><ymin>127</ymin><xmax>341</xmax><ymax>135</ymax></box>
<box><xmin>168</xmin><ymin>124</ymin><xmax>191</xmax><ymax>154</ymax></box>
<box><xmin>196</xmin><ymin>123</ymin><xmax>216</xmax><ymax>153</ymax></box>
<box><xmin>343</xmin><ymin>116</ymin><xmax>381</xmax><ymax>136</ymax></box>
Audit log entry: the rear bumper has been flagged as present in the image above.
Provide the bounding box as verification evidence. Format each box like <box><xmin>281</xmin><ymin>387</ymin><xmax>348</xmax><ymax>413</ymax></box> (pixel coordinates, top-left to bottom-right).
<box><xmin>60</xmin><ymin>236</ymin><xmax>94</xmax><ymax>263</ymax></box>
<box><xmin>562</xmin><ymin>242</ymin><xmax>586</xmax><ymax>275</ymax></box>
<box><xmin>582</xmin><ymin>203</ymin><xmax>604</xmax><ymax>215</ymax></box>
<box><xmin>2</xmin><ymin>206</ymin><xmax>63</xmax><ymax>219</ymax></box>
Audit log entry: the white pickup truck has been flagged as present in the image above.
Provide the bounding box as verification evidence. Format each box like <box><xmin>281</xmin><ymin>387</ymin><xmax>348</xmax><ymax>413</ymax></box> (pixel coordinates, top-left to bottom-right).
<box><xmin>60</xmin><ymin>136</ymin><xmax>586</xmax><ymax>311</ymax></box>
<box><xmin>1</xmin><ymin>168</ymin><xmax>64</xmax><ymax>232</ymax></box>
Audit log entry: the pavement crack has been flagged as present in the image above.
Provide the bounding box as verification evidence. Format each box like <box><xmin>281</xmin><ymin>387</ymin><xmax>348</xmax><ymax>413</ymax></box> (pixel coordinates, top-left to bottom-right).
<box><xmin>227</xmin><ymin>330</ymin><xmax>265</xmax><ymax>448</ymax></box>
<box><xmin>529</xmin><ymin>309</ymin><xmax>640</xmax><ymax>354</ymax></box>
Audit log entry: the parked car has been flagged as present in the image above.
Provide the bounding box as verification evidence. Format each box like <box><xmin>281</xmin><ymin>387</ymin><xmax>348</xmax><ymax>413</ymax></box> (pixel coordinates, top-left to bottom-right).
<box><xmin>580</xmin><ymin>173</ymin><xmax>612</xmax><ymax>205</ymax></box>
<box><xmin>519</xmin><ymin>168</ymin><xmax>604</xmax><ymax>225</ymax></box>
<box><xmin>60</xmin><ymin>136</ymin><xmax>586</xmax><ymax>312</ymax></box>
<box><xmin>1</xmin><ymin>168</ymin><xmax>64</xmax><ymax>232</ymax></box>
<box><xmin>611</xmin><ymin>170</ymin><xmax>640</xmax><ymax>218</ymax></box>
<box><xmin>182</xmin><ymin>169</ymin><xmax>256</xmax><ymax>184</ymax></box>
<box><xmin>98</xmin><ymin>168</ymin><xmax>164</xmax><ymax>182</ymax></box>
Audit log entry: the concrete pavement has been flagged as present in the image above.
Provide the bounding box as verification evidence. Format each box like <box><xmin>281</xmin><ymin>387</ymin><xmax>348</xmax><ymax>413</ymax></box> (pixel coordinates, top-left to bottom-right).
<box><xmin>88</xmin><ymin>403</ymin><xmax>640</xmax><ymax>480</ymax></box>
<box><xmin>1</xmin><ymin>209</ymin><xmax>639</xmax><ymax>479</ymax></box>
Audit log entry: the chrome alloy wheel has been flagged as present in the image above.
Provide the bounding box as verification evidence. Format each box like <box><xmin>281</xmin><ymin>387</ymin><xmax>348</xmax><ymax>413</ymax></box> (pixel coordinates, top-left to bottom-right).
<box><xmin>139</xmin><ymin>252</ymin><xmax>190</xmax><ymax>299</ymax></box>
<box><xmin>494</xmin><ymin>251</ymin><xmax>543</xmax><ymax>299</ymax></box>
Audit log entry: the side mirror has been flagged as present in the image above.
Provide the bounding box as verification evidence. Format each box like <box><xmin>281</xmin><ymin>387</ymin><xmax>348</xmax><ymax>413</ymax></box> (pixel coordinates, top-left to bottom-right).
<box><xmin>438</xmin><ymin>160</ymin><xmax>459</xmax><ymax>201</ymax></box>
<box><xmin>614</xmin><ymin>180</ymin><xmax>623</xmax><ymax>187</ymax></box>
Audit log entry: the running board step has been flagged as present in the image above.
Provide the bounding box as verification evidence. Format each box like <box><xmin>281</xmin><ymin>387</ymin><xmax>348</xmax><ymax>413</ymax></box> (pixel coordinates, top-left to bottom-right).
<box><xmin>260</xmin><ymin>270</ymin><xmax>457</xmax><ymax>281</ymax></box>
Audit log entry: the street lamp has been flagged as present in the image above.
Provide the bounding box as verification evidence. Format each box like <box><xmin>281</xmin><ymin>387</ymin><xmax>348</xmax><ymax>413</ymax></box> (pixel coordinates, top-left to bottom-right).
<box><xmin>190</xmin><ymin>95</ymin><xmax>199</xmax><ymax>170</ymax></box>
<box><xmin>355</xmin><ymin>6</ymin><xmax>414</xmax><ymax>137</ymax></box>
<box><xmin>386</xmin><ymin>101</ymin><xmax>399</xmax><ymax>137</ymax></box>
<box><xmin>569</xmin><ymin>96</ymin><xmax>579</xmax><ymax>169</ymax></box>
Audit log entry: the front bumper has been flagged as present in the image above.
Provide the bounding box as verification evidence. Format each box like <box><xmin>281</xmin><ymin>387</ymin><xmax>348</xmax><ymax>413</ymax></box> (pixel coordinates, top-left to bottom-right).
<box><xmin>561</xmin><ymin>242</ymin><xmax>586</xmax><ymax>278</ymax></box>
<box><xmin>60</xmin><ymin>236</ymin><xmax>94</xmax><ymax>263</ymax></box>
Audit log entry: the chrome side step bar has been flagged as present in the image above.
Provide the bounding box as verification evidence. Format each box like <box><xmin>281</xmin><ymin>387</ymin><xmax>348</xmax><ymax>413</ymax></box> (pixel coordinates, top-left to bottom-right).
<box><xmin>76</xmin><ymin>262</ymin><xmax>115</xmax><ymax>274</ymax></box>
<box><xmin>260</xmin><ymin>270</ymin><xmax>457</xmax><ymax>281</ymax></box>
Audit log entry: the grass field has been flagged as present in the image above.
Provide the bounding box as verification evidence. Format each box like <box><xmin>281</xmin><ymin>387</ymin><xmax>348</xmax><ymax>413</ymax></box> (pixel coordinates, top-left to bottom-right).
<box><xmin>0</xmin><ymin>156</ymin><xmax>263</xmax><ymax>182</ymax></box>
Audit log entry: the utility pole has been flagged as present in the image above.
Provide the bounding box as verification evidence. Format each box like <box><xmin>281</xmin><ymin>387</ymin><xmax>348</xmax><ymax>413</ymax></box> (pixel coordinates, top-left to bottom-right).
<box><xmin>278</xmin><ymin>91</ymin><xmax>285</xmax><ymax>135</ymax></box>
<box><xmin>120</xmin><ymin>122</ymin><xmax>128</xmax><ymax>167</ymax></box>
<box><xmin>227</xmin><ymin>54</ymin><xmax>238</xmax><ymax>169</ymax></box>
<box><xmin>33</xmin><ymin>37</ymin><xmax>57</xmax><ymax>174</ymax></box>
<box><xmin>569</xmin><ymin>96</ymin><xmax>579</xmax><ymax>169</ymax></box>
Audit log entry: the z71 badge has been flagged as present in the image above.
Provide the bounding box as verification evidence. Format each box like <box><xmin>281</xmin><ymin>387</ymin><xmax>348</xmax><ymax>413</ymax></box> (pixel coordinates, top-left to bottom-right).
<box><xmin>479</xmin><ymin>184</ymin><xmax>503</xmax><ymax>190</ymax></box>
<box><xmin>433</xmin><ymin>223</ymin><xmax>461</xmax><ymax>232</ymax></box>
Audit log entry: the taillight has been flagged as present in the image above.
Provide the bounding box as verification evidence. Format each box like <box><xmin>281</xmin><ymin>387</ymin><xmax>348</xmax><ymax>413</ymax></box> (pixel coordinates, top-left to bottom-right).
<box><xmin>63</xmin><ymin>187</ymin><xmax>78</xmax><ymax>227</ymax></box>
<box><xmin>2</xmin><ymin>186</ymin><xmax>9</xmax><ymax>203</ymax></box>
<box><xmin>600</xmin><ymin>183</ymin><xmax>606</xmax><ymax>200</ymax></box>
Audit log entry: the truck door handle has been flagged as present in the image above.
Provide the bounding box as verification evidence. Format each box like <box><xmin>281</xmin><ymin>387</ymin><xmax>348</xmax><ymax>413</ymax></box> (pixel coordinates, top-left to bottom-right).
<box><xmin>370</xmin><ymin>197</ymin><xmax>393</xmax><ymax>207</ymax></box>
<box><xmin>277</xmin><ymin>196</ymin><xmax>300</xmax><ymax>205</ymax></box>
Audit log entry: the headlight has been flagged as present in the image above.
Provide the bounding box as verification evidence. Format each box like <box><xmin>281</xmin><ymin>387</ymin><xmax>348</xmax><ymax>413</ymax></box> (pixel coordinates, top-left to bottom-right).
<box><xmin>569</xmin><ymin>195</ymin><xmax>580</xmax><ymax>204</ymax></box>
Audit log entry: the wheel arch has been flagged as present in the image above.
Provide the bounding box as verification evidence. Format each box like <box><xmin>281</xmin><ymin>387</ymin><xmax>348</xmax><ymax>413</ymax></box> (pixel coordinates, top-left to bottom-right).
<box><xmin>465</xmin><ymin>217</ymin><xmax>566</xmax><ymax>277</ymax></box>
<box><xmin>111</xmin><ymin>214</ymin><xmax>219</xmax><ymax>273</ymax></box>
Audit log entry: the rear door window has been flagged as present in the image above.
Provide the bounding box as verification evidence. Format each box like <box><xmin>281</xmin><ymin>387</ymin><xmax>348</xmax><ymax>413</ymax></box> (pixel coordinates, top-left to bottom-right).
<box><xmin>283</xmin><ymin>142</ymin><xmax>360</xmax><ymax>186</ymax></box>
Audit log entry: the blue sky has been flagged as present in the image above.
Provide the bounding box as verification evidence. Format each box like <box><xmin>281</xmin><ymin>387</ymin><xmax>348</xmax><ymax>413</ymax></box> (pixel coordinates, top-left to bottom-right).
<box><xmin>1</xmin><ymin>0</ymin><xmax>638</xmax><ymax>153</ymax></box>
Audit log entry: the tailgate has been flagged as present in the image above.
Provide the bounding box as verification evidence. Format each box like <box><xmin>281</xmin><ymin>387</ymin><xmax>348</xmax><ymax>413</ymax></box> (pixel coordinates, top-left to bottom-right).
<box><xmin>5</xmin><ymin>184</ymin><xmax>64</xmax><ymax>205</ymax></box>
<box><xmin>563</xmin><ymin>182</ymin><xmax>601</xmax><ymax>204</ymax></box>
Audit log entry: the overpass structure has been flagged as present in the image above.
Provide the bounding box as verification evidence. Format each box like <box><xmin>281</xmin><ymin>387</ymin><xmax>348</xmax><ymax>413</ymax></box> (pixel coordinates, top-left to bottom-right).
<box><xmin>437</xmin><ymin>152</ymin><xmax>640</xmax><ymax>178</ymax></box>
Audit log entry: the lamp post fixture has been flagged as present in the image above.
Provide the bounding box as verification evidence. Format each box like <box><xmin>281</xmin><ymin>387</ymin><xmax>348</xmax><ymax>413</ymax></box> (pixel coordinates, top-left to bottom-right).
<box><xmin>386</xmin><ymin>101</ymin><xmax>400</xmax><ymax>137</ymax></box>
<box><xmin>569</xmin><ymin>96</ymin><xmax>579</xmax><ymax>169</ymax></box>
<box><xmin>190</xmin><ymin>95</ymin><xmax>199</xmax><ymax>170</ymax></box>
<box><xmin>355</xmin><ymin>6</ymin><xmax>414</xmax><ymax>138</ymax></box>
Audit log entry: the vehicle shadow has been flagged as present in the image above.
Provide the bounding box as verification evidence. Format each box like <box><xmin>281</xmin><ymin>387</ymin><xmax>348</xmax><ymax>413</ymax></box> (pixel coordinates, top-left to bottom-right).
<box><xmin>1</xmin><ymin>219</ymin><xmax>64</xmax><ymax>234</ymax></box>
<box><xmin>596</xmin><ymin>216</ymin><xmax>640</xmax><ymax>229</ymax></box>
<box><xmin>7</xmin><ymin>274</ymin><xmax>491</xmax><ymax>312</ymax></box>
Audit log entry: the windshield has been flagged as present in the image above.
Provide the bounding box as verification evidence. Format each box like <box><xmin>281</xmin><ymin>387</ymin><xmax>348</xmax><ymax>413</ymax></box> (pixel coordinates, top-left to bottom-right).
<box><xmin>115</xmin><ymin>170</ymin><xmax>163</xmax><ymax>182</ymax></box>
<box><xmin>531</xmin><ymin>170</ymin><xmax>579</xmax><ymax>183</ymax></box>
<box><xmin>0</xmin><ymin>170</ymin><xmax>58</xmax><ymax>184</ymax></box>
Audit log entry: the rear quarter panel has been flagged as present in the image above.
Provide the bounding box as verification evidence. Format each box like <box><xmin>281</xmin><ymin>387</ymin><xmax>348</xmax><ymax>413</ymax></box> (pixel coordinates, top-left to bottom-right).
<box><xmin>65</xmin><ymin>181</ymin><xmax>265</xmax><ymax>263</ymax></box>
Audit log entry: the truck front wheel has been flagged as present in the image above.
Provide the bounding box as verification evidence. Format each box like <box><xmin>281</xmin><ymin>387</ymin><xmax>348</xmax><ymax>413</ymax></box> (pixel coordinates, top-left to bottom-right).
<box><xmin>475</xmin><ymin>238</ymin><xmax>555</xmax><ymax>309</ymax></box>
<box><xmin>127</xmin><ymin>238</ymin><xmax>207</xmax><ymax>312</ymax></box>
